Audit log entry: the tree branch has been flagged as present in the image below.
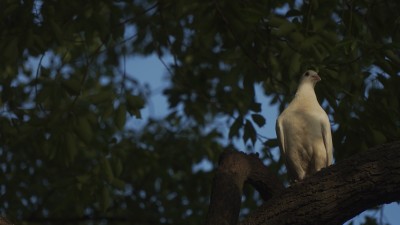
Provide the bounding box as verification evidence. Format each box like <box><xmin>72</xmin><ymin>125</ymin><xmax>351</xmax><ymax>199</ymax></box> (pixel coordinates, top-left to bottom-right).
<box><xmin>206</xmin><ymin>141</ymin><xmax>400</xmax><ymax>225</ymax></box>
<box><xmin>242</xmin><ymin>140</ymin><xmax>400</xmax><ymax>225</ymax></box>
<box><xmin>205</xmin><ymin>150</ymin><xmax>284</xmax><ymax>225</ymax></box>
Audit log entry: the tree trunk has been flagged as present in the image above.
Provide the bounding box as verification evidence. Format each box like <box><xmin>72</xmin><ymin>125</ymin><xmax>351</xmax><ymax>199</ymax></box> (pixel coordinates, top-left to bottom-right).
<box><xmin>206</xmin><ymin>141</ymin><xmax>400</xmax><ymax>225</ymax></box>
<box><xmin>205</xmin><ymin>150</ymin><xmax>284</xmax><ymax>225</ymax></box>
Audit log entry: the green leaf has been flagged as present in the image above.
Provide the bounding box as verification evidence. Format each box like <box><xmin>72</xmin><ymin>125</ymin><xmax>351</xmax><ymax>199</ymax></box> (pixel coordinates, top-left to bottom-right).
<box><xmin>65</xmin><ymin>132</ymin><xmax>78</xmax><ymax>161</ymax></box>
<box><xmin>229</xmin><ymin>116</ymin><xmax>243</xmax><ymax>139</ymax></box>
<box><xmin>126</xmin><ymin>94</ymin><xmax>145</xmax><ymax>118</ymax></box>
<box><xmin>4</xmin><ymin>38</ymin><xmax>18</xmax><ymax>64</ymax></box>
<box><xmin>76</xmin><ymin>174</ymin><xmax>91</xmax><ymax>183</ymax></box>
<box><xmin>311</xmin><ymin>0</ymin><xmax>319</xmax><ymax>10</ymax></box>
<box><xmin>250</xmin><ymin>102</ymin><xmax>262</xmax><ymax>112</ymax></box>
<box><xmin>102</xmin><ymin>103</ymin><xmax>114</xmax><ymax>119</ymax></box>
<box><xmin>243</xmin><ymin>120</ymin><xmax>257</xmax><ymax>145</ymax></box>
<box><xmin>251</xmin><ymin>114</ymin><xmax>266</xmax><ymax>127</ymax></box>
<box><xmin>50</xmin><ymin>20</ymin><xmax>64</xmax><ymax>43</ymax></box>
<box><xmin>126</xmin><ymin>94</ymin><xmax>145</xmax><ymax>109</ymax></box>
<box><xmin>110</xmin><ymin>178</ymin><xmax>125</xmax><ymax>190</ymax></box>
<box><xmin>88</xmin><ymin>92</ymin><xmax>113</xmax><ymax>104</ymax></box>
<box><xmin>274</xmin><ymin>21</ymin><xmax>296</xmax><ymax>36</ymax></box>
<box><xmin>102</xmin><ymin>158</ymin><xmax>114</xmax><ymax>182</ymax></box>
<box><xmin>289</xmin><ymin>53</ymin><xmax>301</xmax><ymax>76</ymax></box>
<box><xmin>62</xmin><ymin>78</ymin><xmax>81</xmax><ymax>96</ymax></box>
<box><xmin>299</xmin><ymin>36</ymin><xmax>320</xmax><ymax>50</ymax></box>
<box><xmin>289</xmin><ymin>32</ymin><xmax>305</xmax><ymax>43</ymax></box>
<box><xmin>264</xmin><ymin>138</ymin><xmax>278</xmax><ymax>148</ymax></box>
<box><xmin>371</xmin><ymin>129</ymin><xmax>387</xmax><ymax>145</ymax></box>
<box><xmin>74</xmin><ymin>117</ymin><xmax>93</xmax><ymax>143</ymax></box>
<box><xmin>268</xmin><ymin>15</ymin><xmax>288</xmax><ymax>27</ymax></box>
<box><xmin>3</xmin><ymin>2</ymin><xmax>19</xmax><ymax>16</ymax></box>
<box><xmin>100</xmin><ymin>187</ymin><xmax>111</xmax><ymax>212</ymax></box>
<box><xmin>115</xmin><ymin>104</ymin><xmax>126</xmax><ymax>130</ymax></box>
<box><xmin>242</xmin><ymin>8</ymin><xmax>264</xmax><ymax>23</ymax></box>
<box><xmin>113</xmin><ymin>158</ymin><xmax>123</xmax><ymax>177</ymax></box>
<box><xmin>384</xmin><ymin>50</ymin><xmax>400</xmax><ymax>64</ymax></box>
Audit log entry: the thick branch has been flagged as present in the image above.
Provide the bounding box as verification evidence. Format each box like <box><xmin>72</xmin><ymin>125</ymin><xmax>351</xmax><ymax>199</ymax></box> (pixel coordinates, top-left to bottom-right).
<box><xmin>205</xmin><ymin>150</ymin><xmax>284</xmax><ymax>225</ymax></box>
<box><xmin>241</xmin><ymin>141</ymin><xmax>400</xmax><ymax>225</ymax></box>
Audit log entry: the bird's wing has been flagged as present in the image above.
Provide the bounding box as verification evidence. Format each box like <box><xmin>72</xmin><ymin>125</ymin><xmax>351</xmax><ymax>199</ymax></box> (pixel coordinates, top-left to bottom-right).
<box><xmin>276</xmin><ymin>117</ymin><xmax>286</xmax><ymax>155</ymax></box>
<box><xmin>321</xmin><ymin>116</ymin><xmax>333</xmax><ymax>166</ymax></box>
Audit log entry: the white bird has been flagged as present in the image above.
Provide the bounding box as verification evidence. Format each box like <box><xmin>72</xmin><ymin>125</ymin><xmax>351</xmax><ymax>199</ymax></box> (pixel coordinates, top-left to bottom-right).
<box><xmin>276</xmin><ymin>70</ymin><xmax>333</xmax><ymax>182</ymax></box>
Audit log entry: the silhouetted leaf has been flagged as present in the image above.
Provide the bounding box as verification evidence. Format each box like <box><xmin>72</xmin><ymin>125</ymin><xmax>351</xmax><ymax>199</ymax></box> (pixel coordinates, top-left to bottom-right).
<box><xmin>229</xmin><ymin>116</ymin><xmax>243</xmax><ymax>139</ymax></box>
<box><xmin>244</xmin><ymin>120</ymin><xmax>257</xmax><ymax>145</ymax></box>
<box><xmin>251</xmin><ymin>114</ymin><xmax>266</xmax><ymax>127</ymax></box>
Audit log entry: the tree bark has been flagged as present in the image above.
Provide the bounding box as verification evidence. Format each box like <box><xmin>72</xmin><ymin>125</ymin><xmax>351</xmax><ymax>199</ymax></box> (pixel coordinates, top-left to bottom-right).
<box><xmin>205</xmin><ymin>150</ymin><xmax>284</xmax><ymax>225</ymax></box>
<box><xmin>206</xmin><ymin>141</ymin><xmax>400</xmax><ymax>225</ymax></box>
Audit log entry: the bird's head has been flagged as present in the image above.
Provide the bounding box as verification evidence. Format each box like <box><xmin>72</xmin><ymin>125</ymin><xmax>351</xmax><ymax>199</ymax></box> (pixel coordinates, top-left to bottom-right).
<box><xmin>299</xmin><ymin>70</ymin><xmax>321</xmax><ymax>87</ymax></box>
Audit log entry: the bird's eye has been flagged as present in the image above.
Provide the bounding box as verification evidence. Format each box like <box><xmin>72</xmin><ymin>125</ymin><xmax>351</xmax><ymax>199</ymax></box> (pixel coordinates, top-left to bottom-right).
<box><xmin>305</xmin><ymin>72</ymin><xmax>309</xmax><ymax>76</ymax></box>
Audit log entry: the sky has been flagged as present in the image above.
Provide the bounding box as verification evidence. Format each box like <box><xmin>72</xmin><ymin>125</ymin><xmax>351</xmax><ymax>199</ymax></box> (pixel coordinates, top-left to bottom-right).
<box><xmin>127</xmin><ymin>54</ymin><xmax>400</xmax><ymax>225</ymax></box>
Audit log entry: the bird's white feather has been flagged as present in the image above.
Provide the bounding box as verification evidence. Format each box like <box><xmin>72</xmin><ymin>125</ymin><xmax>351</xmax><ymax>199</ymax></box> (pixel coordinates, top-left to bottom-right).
<box><xmin>275</xmin><ymin>70</ymin><xmax>333</xmax><ymax>182</ymax></box>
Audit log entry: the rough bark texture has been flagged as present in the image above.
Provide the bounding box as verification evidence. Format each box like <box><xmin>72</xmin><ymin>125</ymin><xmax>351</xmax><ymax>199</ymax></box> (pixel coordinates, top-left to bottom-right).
<box><xmin>205</xmin><ymin>150</ymin><xmax>284</xmax><ymax>225</ymax></box>
<box><xmin>206</xmin><ymin>141</ymin><xmax>400</xmax><ymax>225</ymax></box>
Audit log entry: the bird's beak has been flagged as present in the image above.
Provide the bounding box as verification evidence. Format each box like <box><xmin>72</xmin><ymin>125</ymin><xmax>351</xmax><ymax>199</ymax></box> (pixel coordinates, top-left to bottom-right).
<box><xmin>313</xmin><ymin>74</ymin><xmax>321</xmax><ymax>81</ymax></box>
